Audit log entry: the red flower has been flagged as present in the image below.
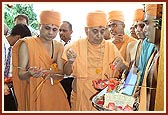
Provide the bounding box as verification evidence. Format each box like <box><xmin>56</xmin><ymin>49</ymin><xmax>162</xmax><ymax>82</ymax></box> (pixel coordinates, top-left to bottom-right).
<box><xmin>109</xmin><ymin>63</ymin><xmax>115</xmax><ymax>70</ymax></box>
<box><xmin>107</xmin><ymin>102</ymin><xmax>115</xmax><ymax>110</ymax></box>
<box><xmin>116</xmin><ymin>106</ymin><xmax>123</xmax><ymax>110</ymax></box>
<box><xmin>107</xmin><ymin>83</ymin><xmax>115</xmax><ymax>92</ymax></box>
<box><xmin>123</xmin><ymin>104</ymin><xmax>133</xmax><ymax>111</ymax></box>
<box><xmin>96</xmin><ymin>100</ymin><xmax>104</xmax><ymax>106</ymax></box>
<box><xmin>92</xmin><ymin>79</ymin><xmax>108</xmax><ymax>89</ymax></box>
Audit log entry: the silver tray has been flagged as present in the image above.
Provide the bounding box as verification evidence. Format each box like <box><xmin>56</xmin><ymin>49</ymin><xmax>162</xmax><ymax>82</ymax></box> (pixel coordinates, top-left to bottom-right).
<box><xmin>92</xmin><ymin>86</ymin><xmax>139</xmax><ymax>111</ymax></box>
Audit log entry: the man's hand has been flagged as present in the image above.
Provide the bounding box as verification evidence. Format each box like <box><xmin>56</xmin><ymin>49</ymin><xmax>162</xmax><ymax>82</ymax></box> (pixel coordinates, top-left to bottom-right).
<box><xmin>110</xmin><ymin>56</ymin><xmax>128</xmax><ymax>73</ymax></box>
<box><xmin>28</xmin><ymin>67</ymin><xmax>46</xmax><ymax>78</ymax></box>
<box><xmin>111</xmin><ymin>57</ymin><xmax>123</xmax><ymax>70</ymax></box>
<box><xmin>112</xmin><ymin>34</ymin><xmax>124</xmax><ymax>44</ymax></box>
<box><xmin>4</xmin><ymin>83</ymin><xmax>10</xmax><ymax>95</ymax></box>
<box><xmin>66</xmin><ymin>48</ymin><xmax>77</xmax><ymax>64</ymax></box>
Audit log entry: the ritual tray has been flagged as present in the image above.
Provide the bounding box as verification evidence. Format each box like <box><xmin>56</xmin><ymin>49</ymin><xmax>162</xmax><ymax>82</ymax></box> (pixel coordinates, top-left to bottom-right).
<box><xmin>92</xmin><ymin>86</ymin><xmax>138</xmax><ymax>111</ymax></box>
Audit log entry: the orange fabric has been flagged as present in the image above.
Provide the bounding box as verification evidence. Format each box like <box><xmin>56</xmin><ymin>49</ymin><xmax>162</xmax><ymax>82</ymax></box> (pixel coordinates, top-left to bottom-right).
<box><xmin>145</xmin><ymin>4</ymin><xmax>157</xmax><ymax>16</ymax></box>
<box><xmin>133</xmin><ymin>9</ymin><xmax>144</xmax><ymax>22</ymax></box>
<box><xmin>155</xmin><ymin>11</ymin><xmax>164</xmax><ymax>110</ymax></box>
<box><xmin>40</xmin><ymin>10</ymin><xmax>61</xmax><ymax>27</ymax></box>
<box><xmin>62</xmin><ymin>38</ymin><xmax>124</xmax><ymax>110</ymax></box>
<box><xmin>86</xmin><ymin>10</ymin><xmax>107</xmax><ymax>27</ymax></box>
<box><xmin>12</xmin><ymin>37</ymin><xmax>70</xmax><ymax>111</ymax></box>
<box><xmin>108</xmin><ymin>10</ymin><xmax>125</xmax><ymax>22</ymax></box>
<box><xmin>114</xmin><ymin>35</ymin><xmax>136</xmax><ymax>61</ymax></box>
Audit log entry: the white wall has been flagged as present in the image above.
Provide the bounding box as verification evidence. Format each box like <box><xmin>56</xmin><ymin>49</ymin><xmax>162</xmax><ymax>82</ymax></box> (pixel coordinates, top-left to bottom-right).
<box><xmin>33</xmin><ymin>2</ymin><xmax>144</xmax><ymax>42</ymax></box>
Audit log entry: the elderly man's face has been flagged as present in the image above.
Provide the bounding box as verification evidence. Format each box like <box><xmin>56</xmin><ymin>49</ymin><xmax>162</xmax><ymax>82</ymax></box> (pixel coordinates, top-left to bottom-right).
<box><xmin>107</xmin><ymin>20</ymin><xmax>125</xmax><ymax>37</ymax></box>
<box><xmin>39</xmin><ymin>24</ymin><xmax>59</xmax><ymax>41</ymax></box>
<box><xmin>85</xmin><ymin>26</ymin><xmax>105</xmax><ymax>45</ymax></box>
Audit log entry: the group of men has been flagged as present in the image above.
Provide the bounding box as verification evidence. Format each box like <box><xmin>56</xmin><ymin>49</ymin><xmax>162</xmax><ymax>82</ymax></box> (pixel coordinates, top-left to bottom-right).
<box><xmin>3</xmin><ymin>3</ymin><xmax>163</xmax><ymax>111</ymax></box>
<box><xmin>4</xmin><ymin>12</ymin><xmax>73</xmax><ymax>111</ymax></box>
<box><xmin>3</xmin><ymin>14</ymin><xmax>32</xmax><ymax>111</ymax></box>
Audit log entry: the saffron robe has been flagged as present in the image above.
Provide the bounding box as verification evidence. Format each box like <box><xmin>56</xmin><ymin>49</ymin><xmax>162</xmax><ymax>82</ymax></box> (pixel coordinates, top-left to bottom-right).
<box><xmin>12</xmin><ymin>37</ymin><xmax>70</xmax><ymax>111</ymax></box>
<box><xmin>114</xmin><ymin>34</ymin><xmax>136</xmax><ymax>61</ymax></box>
<box><xmin>62</xmin><ymin>38</ymin><xmax>124</xmax><ymax>111</ymax></box>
